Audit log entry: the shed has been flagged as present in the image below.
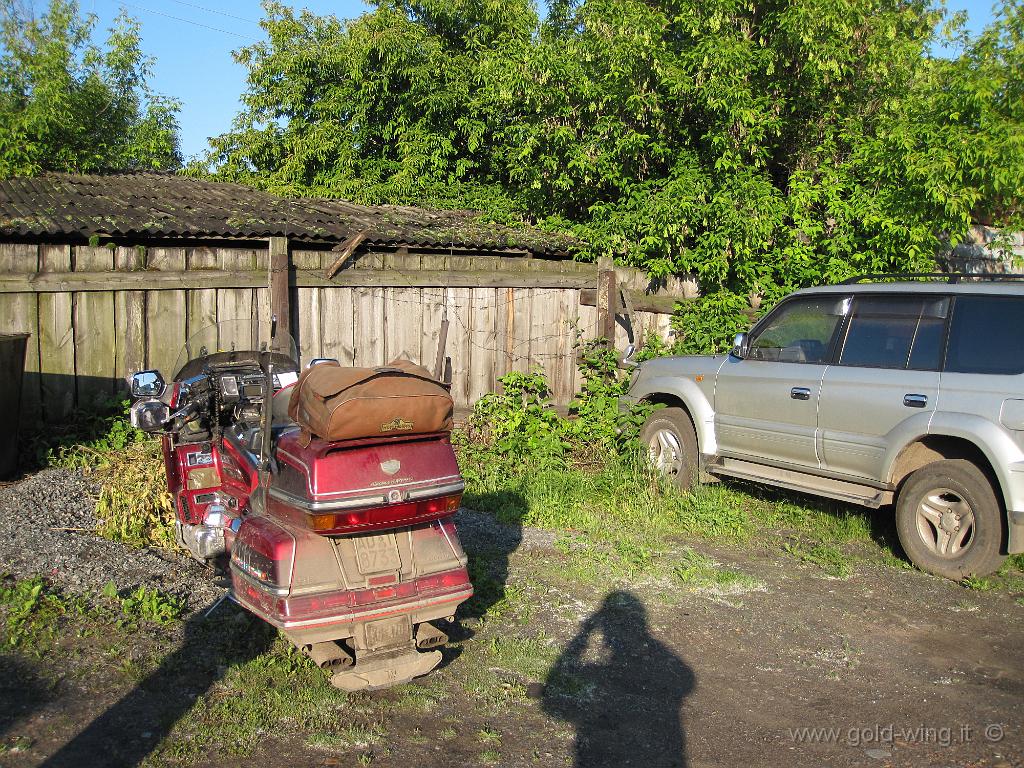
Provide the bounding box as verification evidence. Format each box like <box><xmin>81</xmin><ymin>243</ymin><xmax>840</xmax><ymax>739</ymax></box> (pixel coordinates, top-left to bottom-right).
<box><xmin>0</xmin><ymin>172</ymin><xmax>688</xmax><ymax>420</ymax></box>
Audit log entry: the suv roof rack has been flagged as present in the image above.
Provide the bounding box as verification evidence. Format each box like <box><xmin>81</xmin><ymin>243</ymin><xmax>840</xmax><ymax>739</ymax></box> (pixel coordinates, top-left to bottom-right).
<box><xmin>840</xmin><ymin>272</ymin><xmax>1024</xmax><ymax>285</ymax></box>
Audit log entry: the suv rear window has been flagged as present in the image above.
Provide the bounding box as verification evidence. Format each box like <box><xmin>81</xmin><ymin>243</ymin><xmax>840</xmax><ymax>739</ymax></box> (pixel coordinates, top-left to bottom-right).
<box><xmin>838</xmin><ymin>296</ymin><xmax>948</xmax><ymax>371</ymax></box>
<box><xmin>945</xmin><ymin>295</ymin><xmax>1024</xmax><ymax>375</ymax></box>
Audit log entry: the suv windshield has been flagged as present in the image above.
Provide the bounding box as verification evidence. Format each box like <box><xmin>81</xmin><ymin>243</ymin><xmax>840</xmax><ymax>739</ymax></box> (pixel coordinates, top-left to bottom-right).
<box><xmin>171</xmin><ymin>319</ymin><xmax>298</xmax><ymax>379</ymax></box>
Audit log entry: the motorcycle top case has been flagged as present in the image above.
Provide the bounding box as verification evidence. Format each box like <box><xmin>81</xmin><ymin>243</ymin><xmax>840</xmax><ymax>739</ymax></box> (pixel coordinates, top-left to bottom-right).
<box><xmin>268</xmin><ymin>427</ymin><xmax>464</xmax><ymax>535</ymax></box>
<box><xmin>288</xmin><ymin>359</ymin><xmax>453</xmax><ymax>444</ymax></box>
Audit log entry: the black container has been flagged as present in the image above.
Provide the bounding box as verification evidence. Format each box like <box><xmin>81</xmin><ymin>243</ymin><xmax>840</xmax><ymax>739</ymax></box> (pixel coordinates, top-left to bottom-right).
<box><xmin>0</xmin><ymin>333</ymin><xmax>29</xmax><ymax>479</ymax></box>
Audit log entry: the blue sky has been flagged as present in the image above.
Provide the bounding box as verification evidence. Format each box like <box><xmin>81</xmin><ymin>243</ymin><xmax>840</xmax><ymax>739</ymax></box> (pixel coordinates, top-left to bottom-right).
<box><xmin>81</xmin><ymin>0</ymin><xmax>999</xmax><ymax>161</ymax></box>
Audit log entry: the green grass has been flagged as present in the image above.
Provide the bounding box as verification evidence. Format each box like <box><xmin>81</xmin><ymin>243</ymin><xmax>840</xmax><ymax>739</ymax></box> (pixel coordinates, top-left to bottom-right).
<box><xmin>477</xmin><ymin>726</ymin><xmax>502</xmax><ymax>744</ymax></box>
<box><xmin>458</xmin><ymin>629</ymin><xmax>562</xmax><ymax>708</ymax></box>
<box><xmin>673</xmin><ymin>548</ymin><xmax>764</xmax><ymax>594</ymax></box>
<box><xmin>147</xmin><ymin>633</ymin><xmax>370</xmax><ymax>763</ymax></box>
<box><xmin>0</xmin><ymin>576</ymin><xmax>104</xmax><ymax>654</ymax></box>
<box><xmin>463</xmin><ymin>446</ymin><xmax>888</xmax><ymax>582</ymax></box>
<box><xmin>781</xmin><ymin>540</ymin><xmax>855</xmax><ymax>578</ymax></box>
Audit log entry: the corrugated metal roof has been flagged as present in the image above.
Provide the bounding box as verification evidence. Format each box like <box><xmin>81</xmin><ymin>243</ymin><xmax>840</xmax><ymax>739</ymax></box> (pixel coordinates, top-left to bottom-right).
<box><xmin>0</xmin><ymin>172</ymin><xmax>575</xmax><ymax>255</ymax></box>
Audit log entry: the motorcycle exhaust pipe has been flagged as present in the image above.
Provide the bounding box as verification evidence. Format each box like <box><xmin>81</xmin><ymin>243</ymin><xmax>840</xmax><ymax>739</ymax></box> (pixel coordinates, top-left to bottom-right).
<box><xmin>302</xmin><ymin>641</ymin><xmax>354</xmax><ymax>670</ymax></box>
<box><xmin>415</xmin><ymin>622</ymin><xmax>448</xmax><ymax>650</ymax></box>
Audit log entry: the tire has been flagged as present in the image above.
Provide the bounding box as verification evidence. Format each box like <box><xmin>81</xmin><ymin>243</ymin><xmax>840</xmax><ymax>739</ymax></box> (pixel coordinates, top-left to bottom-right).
<box><xmin>640</xmin><ymin>407</ymin><xmax>699</xmax><ymax>491</ymax></box>
<box><xmin>895</xmin><ymin>459</ymin><xmax>1006</xmax><ymax>580</ymax></box>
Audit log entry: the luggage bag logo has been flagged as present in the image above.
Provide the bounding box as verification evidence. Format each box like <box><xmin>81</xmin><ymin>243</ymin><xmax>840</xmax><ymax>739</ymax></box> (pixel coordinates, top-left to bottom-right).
<box><xmin>380</xmin><ymin>418</ymin><xmax>414</xmax><ymax>433</ymax></box>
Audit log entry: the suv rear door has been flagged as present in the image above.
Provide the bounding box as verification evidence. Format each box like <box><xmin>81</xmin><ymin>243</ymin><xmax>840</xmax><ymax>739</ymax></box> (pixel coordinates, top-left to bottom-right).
<box><xmin>817</xmin><ymin>294</ymin><xmax>948</xmax><ymax>480</ymax></box>
<box><xmin>715</xmin><ymin>294</ymin><xmax>849</xmax><ymax>468</ymax></box>
<box><xmin>938</xmin><ymin>293</ymin><xmax>1024</xmax><ymax>446</ymax></box>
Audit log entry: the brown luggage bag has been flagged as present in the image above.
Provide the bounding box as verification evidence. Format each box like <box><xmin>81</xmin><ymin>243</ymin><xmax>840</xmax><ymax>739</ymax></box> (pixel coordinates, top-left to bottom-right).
<box><xmin>288</xmin><ymin>359</ymin><xmax>453</xmax><ymax>443</ymax></box>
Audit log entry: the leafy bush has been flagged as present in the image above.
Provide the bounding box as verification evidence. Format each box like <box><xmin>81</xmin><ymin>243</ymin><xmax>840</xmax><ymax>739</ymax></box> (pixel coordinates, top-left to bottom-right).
<box><xmin>671</xmin><ymin>293</ymin><xmax>761</xmax><ymax>356</ymax></box>
<box><xmin>25</xmin><ymin>397</ymin><xmax>147</xmax><ymax>470</ymax></box>
<box><xmin>456</xmin><ymin>339</ymin><xmax>652</xmax><ymax>486</ymax></box>
<box><xmin>92</xmin><ymin>440</ymin><xmax>175</xmax><ymax>549</ymax></box>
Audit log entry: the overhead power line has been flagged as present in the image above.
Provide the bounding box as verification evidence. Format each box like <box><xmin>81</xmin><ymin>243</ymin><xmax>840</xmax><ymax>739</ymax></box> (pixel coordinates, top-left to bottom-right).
<box><xmin>161</xmin><ymin>0</ymin><xmax>261</xmax><ymax>25</ymax></box>
<box><xmin>117</xmin><ymin>1</ymin><xmax>256</xmax><ymax>40</ymax></box>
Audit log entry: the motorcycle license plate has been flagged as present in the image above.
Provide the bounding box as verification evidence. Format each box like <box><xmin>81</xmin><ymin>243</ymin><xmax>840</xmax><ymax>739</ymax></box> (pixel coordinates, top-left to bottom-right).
<box><xmin>353</xmin><ymin>532</ymin><xmax>402</xmax><ymax>574</ymax></box>
<box><xmin>364</xmin><ymin>616</ymin><xmax>410</xmax><ymax>650</ymax></box>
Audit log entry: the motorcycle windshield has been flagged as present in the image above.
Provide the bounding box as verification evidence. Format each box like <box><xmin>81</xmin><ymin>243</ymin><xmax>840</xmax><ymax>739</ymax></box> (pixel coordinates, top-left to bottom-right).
<box><xmin>171</xmin><ymin>319</ymin><xmax>299</xmax><ymax>380</ymax></box>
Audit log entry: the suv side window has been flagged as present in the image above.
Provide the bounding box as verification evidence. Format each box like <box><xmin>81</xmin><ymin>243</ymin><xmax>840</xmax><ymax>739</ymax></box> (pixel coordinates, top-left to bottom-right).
<box><xmin>838</xmin><ymin>295</ymin><xmax>949</xmax><ymax>371</ymax></box>
<box><xmin>946</xmin><ymin>295</ymin><xmax>1024</xmax><ymax>375</ymax></box>
<box><xmin>748</xmin><ymin>295</ymin><xmax>850</xmax><ymax>363</ymax></box>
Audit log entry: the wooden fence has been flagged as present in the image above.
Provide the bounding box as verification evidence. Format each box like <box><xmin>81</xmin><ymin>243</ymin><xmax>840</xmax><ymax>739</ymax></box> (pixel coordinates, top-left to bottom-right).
<box><xmin>0</xmin><ymin>240</ymin><xmax>693</xmax><ymax>423</ymax></box>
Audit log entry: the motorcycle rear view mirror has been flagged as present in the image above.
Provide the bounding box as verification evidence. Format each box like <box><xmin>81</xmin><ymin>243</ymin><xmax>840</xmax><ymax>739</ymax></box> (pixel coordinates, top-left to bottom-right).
<box><xmin>130</xmin><ymin>399</ymin><xmax>170</xmax><ymax>432</ymax></box>
<box><xmin>130</xmin><ymin>370</ymin><xmax>165</xmax><ymax>398</ymax></box>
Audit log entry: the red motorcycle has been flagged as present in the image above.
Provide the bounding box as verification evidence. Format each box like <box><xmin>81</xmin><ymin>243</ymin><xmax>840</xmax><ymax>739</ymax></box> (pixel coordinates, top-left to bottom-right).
<box><xmin>128</xmin><ymin>318</ymin><xmax>473</xmax><ymax>690</ymax></box>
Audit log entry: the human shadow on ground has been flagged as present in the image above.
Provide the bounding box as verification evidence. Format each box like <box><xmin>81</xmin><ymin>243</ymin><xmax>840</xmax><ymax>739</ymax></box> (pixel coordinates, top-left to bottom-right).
<box><xmin>542</xmin><ymin>590</ymin><xmax>695</xmax><ymax>768</ymax></box>
<box><xmin>435</xmin><ymin>499</ymin><xmax>524</xmax><ymax>667</ymax></box>
<box><xmin>39</xmin><ymin>601</ymin><xmax>275</xmax><ymax>768</ymax></box>
<box><xmin>0</xmin><ymin>654</ymin><xmax>52</xmax><ymax>744</ymax></box>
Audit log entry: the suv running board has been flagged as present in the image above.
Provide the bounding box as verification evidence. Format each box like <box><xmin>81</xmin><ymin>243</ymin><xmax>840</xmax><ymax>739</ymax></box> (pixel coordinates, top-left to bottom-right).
<box><xmin>706</xmin><ymin>458</ymin><xmax>893</xmax><ymax>509</ymax></box>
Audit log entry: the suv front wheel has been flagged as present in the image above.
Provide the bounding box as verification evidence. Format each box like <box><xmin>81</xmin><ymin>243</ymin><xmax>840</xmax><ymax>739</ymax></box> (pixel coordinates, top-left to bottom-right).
<box><xmin>895</xmin><ymin>459</ymin><xmax>1006</xmax><ymax>580</ymax></box>
<box><xmin>640</xmin><ymin>407</ymin><xmax>699</xmax><ymax>491</ymax></box>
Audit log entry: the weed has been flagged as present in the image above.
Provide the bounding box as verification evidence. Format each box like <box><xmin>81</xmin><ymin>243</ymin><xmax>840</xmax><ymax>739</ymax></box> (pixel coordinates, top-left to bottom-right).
<box><xmin>460</xmin><ymin>629</ymin><xmax>561</xmax><ymax>708</ymax></box>
<box><xmin>0</xmin><ymin>576</ymin><xmax>98</xmax><ymax>653</ymax></box>
<box><xmin>782</xmin><ymin>540</ymin><xmax>854</xmax><ymax>578</ymax></box>
<box><xmin>961</xmin><ymin>576</ymin><xmax>996</xmax><ymax>591</ymax></box>
<box><xmin>24</xmin><ymin>397</ymin><xmax>146</xmax><ymax>471</ymax></box>
<box><xmin>478</xmin><ymin>726</ymin><xmax>502</xmax><ymax>744</ymax></box>
<box><xmin>479</xmin><ymin>749</ymin><xmax>502</xmax><ymax>763</ymax></box>
<box><xmin>439</xmin><ymin>726</ymin><xmax>457</xmax><ymax>739</ymax></box>
<box><xmin>673</xmin><ymin>548</ymin><xmax>763</xmax><ymax>595</ymax></box>
<box><xmin>93</xmin><ymin>440</ymin><xmax>175</xmax><ymax>549</ymax></box>
<box><xmin>27</xmin><ymin>399</ymin><xmax>174</xmax><ymax>549</ymax></box>
<box><xmin>116</xmin><ymin>585</ymin><xmax>185</xmax><ymax>626</ymax></box>
<box><xmin>387</xmin><ymin>679</ymin><xmax>446</xmax><ymax>714</ymax></box>
<box><xmin>145</xmin><ymin>630</ymin><xmax>369</xmax><ymax>763</ymax></box>
<box><xmin>994</xmin><ymin>554</ymin><xmax>1024</xmax><ymax>593</ymax></box>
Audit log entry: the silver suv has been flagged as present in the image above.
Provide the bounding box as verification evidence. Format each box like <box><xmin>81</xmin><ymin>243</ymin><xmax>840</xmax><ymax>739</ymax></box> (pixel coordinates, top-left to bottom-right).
<box><xmin>623</xmin><ymin>276</ymin><xmax>1024</xmax><ymax>580</ymax></box>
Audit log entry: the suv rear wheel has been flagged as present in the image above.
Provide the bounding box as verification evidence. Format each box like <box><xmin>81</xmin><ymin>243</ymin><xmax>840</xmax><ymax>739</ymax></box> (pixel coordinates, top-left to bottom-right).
<box><xmin>640</xmin><ymin>407</ymin><xmax>698</xmax><ymax>491</ymax></box>
<box><xmin>895</xmin><ymin>459</ymin><xmax>1006</xmax><ymax>580</ymax></box>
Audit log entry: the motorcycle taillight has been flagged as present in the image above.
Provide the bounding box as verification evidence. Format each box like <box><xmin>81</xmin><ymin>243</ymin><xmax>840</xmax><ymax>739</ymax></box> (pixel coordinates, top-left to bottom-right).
<box><xmin>231</xmin><ymin>517</ymin><xmax>296</xmax><ymax>589</ymax></box>
<box><xmin>417</xmin><ymin>567</ymin><xmax>470</xmax><ymax>594</ymax></box>
<box><xmin>309</xmin><ymin>493</ymin><xmax>462</xmax><ymax>535</ymax></box>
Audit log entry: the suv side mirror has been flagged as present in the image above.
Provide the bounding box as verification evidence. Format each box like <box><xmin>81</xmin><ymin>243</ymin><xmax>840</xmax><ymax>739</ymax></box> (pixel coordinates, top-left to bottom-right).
<box><xmin>129</xmin><ymin>370</ymin><xmax>165</xmax><ymax>398</ymax></box>
<box><xmin>731</xmin><ymin>333</ymin><xmax>749</xmax><ymax>359</ymax></box>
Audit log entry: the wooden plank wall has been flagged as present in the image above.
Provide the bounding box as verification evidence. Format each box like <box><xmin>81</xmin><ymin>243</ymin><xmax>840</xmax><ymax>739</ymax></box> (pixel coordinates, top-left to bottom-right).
<box><xmin>0</xmin><ymin>242</ymin><xmax>686</xmax><ymax>422</ymax></box>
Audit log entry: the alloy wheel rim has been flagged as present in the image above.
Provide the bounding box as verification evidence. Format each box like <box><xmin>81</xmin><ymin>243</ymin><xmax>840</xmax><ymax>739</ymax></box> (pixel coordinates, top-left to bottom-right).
<box><xmin>648</xmin><ymin>428</ymin><xmax>683</xmax><ymax>476</ymax></box>
<box><xmin>915</xmin><ymin>487</ymin><xmax>975</xmax><ymax>558</ymax></box>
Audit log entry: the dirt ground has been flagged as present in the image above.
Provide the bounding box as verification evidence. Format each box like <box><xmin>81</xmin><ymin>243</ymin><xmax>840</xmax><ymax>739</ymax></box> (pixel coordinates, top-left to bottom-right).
<box><xmin>1</xmin><ymin>508</ymin><xmax>1022</xmax><ymax>768</ymax></box>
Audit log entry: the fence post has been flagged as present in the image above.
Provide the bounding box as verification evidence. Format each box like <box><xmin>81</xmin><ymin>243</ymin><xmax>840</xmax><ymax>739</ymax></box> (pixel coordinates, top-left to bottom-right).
<box><xmin>597</xmin><ymin>257</ymin><xmax>617</xmax><ymax>345</ymax></box>
<box><xmin>269</xmin><ymin>236</ymin><xmax>290</xmax><ymax>341</ymax></box>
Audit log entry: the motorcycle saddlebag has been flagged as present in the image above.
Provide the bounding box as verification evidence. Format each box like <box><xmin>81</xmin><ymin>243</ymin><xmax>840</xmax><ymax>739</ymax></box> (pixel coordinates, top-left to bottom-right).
<box><xmin>288</xmin><ymin>359</ymin><xmax>453</xmax><ymax>443</ymax></box>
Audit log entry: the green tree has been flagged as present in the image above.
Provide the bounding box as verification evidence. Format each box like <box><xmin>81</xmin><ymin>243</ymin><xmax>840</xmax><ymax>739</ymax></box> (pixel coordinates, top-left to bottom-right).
<box><xmin>0</xmin><ymin>0</ymin><xmax>181</xmax><ymax>176</ymax></box>
<box><xmin>210</xmin><ymin>0</ymin><xmax>1023</xmax><ymax>327</ymax></box>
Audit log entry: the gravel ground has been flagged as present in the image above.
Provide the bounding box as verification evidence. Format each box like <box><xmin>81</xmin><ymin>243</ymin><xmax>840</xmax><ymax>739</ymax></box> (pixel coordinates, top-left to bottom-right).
<box><xmin>0</xmin><ymin>468</ymin><xmax>224</xmax><ymax>611</ymax></box>
<box><xmin>0</xmin><ymin>471</ymin><xmax>547</xmax><ymax>614</ymax></box>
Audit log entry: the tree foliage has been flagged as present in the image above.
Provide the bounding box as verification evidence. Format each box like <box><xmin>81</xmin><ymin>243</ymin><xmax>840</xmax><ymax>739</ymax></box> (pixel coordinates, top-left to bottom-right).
<box><xmin>0</xmin><ymin>0</ymin><xmax>181</xmax><ymax>176</ymax></box>
<box><xmin>211</xmin><ymin>0</ymin><xmax>1023</xmax><ymax>302</ymax></box>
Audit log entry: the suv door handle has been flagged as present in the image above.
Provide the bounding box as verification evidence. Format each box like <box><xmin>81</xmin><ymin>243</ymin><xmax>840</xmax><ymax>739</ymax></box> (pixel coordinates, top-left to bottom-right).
<box><xmin>791</xmin><ymin>387</ymin><xmax>811</xmax><ymax>401</ymax></box>
<box><xmin>904</xmin><ymin>394</ymin><xmax>928</xmax><ymax>408</ymax></box>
